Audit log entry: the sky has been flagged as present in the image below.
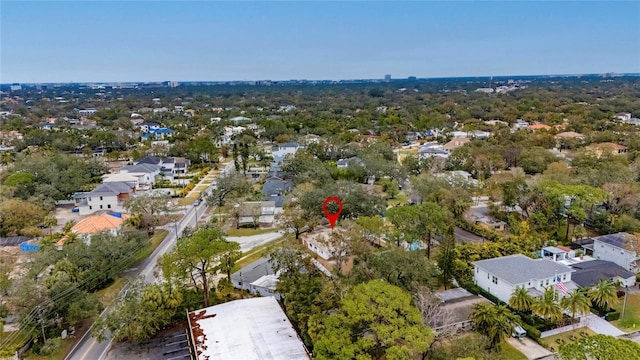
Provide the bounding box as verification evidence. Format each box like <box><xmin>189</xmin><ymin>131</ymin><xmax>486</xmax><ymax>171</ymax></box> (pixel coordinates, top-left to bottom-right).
<box><xmin>1</xmin><ymin>1</ymin><xmax>639</xmax><ymax>83</ymax></box>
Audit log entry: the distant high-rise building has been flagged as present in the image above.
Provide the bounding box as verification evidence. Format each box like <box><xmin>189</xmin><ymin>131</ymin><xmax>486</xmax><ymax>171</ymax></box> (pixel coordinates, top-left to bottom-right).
<box><xmin>10</xmin><ymin>83</ymin><xmax>21</xmax><ymax>91</ymax></box>
<box><xmin>384</xmin><ymin>74</ymin><xmax>391</xmax><ymax>82</ymax></box>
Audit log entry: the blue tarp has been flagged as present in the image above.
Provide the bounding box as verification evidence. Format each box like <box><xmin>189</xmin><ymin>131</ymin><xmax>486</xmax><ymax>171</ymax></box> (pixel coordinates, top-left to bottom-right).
<box><xmin>20</xmin><ymin>243</ymin><xmax>39</xmax><ymax>252</ymax></box>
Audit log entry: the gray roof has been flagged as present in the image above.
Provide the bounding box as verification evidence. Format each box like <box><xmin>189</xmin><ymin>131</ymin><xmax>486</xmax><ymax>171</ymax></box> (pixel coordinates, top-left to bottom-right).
<box><xmin>592</xmin><ymin>232</ymin><xmax>636</xmax><ymax>251</ymax></box>
<box><xmin>337</xmin><ymin>156</ymin><xmax>364</xmax><ymax>167</ymax></box>
<box><xmin>87</xmin><ymin>182</ymin><xmax>134</xmax><ymax>196</ymax></box>
<box><xmin>264</xmin><ymin>195</ymin><xmax>285</xmax><ymax>208</ymax></box>
<box><xmin>571</xmin><ymin>260</ymin><xmax>636</xmax><ymax>288</ymax></box>
<box><xmin>262</xmin><ymin>179</ymin><xmax>293</xmax><ymax>196</ymax></box>
<box><xmin>120</xmin><ymin>163</ymin><xmax>161</xmax><ymax>173</ymax></box>
<box><xmin>473</xmin><ymin>254</ymin><xmax>572</xmax><ymax>286</ymax></box>
<box><xmin>231</xmin><ymin>257</ymin><xmax>275</xmax><ymax>285</ymax></box>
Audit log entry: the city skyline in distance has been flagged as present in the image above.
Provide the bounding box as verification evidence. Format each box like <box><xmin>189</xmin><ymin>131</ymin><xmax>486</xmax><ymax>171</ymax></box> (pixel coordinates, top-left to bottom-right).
<box><xmin>1</xmin><ymin>1</ymin><xmax>639</xmax><ymax>83</ymax></box>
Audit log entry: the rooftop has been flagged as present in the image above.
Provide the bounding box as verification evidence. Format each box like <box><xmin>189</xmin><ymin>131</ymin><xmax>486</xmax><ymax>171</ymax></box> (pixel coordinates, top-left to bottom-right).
<box><xmin>86</xmin><ymin>182</ymin><xmax>135</xmax><ymax>196</ymax></box>
<box><xmin>231</xmin><ymin>257</ymin><xmax>275</xmax><ymax>286</ymax></box>
<box><xmin>187</xmin><ymin>297</ymin><xmax>310</xmax><ymax>360</ymax></box>
<box><xmin>474</xmin><ymin>254</ymin><xmax>573</xmax><ymax>285</ymax></box>
<box><xmin>570</xmin><ymin>260</ymin><xmax>636</xmax><ymax>288</ymax></box>
<box><xmin>72</xmin><ymin>213</ymin><xmax>129</xmax><ymax>235</ymax></box>
<box><xmin>592</xmin><ymin>232</ymin><xmax>637</xmax><ymax>251</ymax></box>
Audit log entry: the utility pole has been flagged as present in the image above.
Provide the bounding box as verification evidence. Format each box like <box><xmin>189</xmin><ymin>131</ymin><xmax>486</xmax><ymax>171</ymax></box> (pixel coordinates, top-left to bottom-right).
<box><xmin>622</xmin><ymin>285</ymin><xmax>628</xmax><ymax>319</ymax></box>
<box><xmin>37</xmin><ymin>305</ymin><xmax>46</xmax><ymax>342</ymax></box>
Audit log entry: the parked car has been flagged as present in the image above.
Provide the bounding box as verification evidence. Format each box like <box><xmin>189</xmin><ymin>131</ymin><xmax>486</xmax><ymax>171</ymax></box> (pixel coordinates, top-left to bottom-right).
<box><xmin>71</xmin><ymin>207</ymin><xmax>79</xmax><ymax>213</ymax></box>
<box><xmin>193</xmin><ymin>199</ymin><xmax>201</xmax><ymax>206</ymax></box>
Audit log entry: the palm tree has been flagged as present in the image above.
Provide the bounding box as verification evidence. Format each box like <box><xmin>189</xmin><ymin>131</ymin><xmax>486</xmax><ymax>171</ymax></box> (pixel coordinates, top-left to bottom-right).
<box><xmin>588</xmin><ymin>280</ymin><xmax>618</xmax><ymax>314</ymax></box>
<box><xmin>470</xmin><ymin>303</ymin><xmax>519</xmax><ymax>350</ymax></box>
<box><xmin>561</xmin><ymin>290</ymin><xmax>592</xmax><ymax>323</ymax></box>
<box><xmin>531</xmin><ymin>287</ymin><xmax>563</xmax><ymax>323</ymax></box>
<box><xmin>509</xmin><ymin>286</ymin><xmax>534</xmax><ymax>313</ymax></box>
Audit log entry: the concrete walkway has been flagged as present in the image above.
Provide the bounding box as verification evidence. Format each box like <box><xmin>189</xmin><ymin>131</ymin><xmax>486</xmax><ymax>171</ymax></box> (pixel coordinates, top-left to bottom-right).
<box><xmin>507</xmin><ymin>337</ymin><xmax>553</xmax><ymax>360</ymax></box>
<box><xmin>541</xmin><ymin>314</ymin><xmax>625</xmax><ymax>338</ymax></box>
<box><xmin>227</xmin><ymin>231</ymin><xmax>283</xmax><ymax>253</ymax></box>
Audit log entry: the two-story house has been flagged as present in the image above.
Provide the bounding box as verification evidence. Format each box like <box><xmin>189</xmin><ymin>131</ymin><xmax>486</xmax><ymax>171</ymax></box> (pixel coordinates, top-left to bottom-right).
<box><xmin>271</xmin><ymin>142</ymin><xmax>301</xmax><ymax>164</ymax></box>
<box><xmin>236</xmin><ymin>201</ymin><xmax>276</xmax><ymax>227</ymax></box>
<box><xmin>591</xmin><ymin>232</ymin><xmax>639</xmax><ymax>272</ymax></box>
<box><xmin>74</xmin><ymin>182</ymin><xmax>135</xmax><ymax>215</ymax></box>
<box><xmin>473</xmin><ymin>254</ymin><xmax>576</xmax><ymax>303</ymax></box>
<box><xmin>118</xmin><ymin>163</ymin><xmax>162</xmax><ymax>189</ymax></box>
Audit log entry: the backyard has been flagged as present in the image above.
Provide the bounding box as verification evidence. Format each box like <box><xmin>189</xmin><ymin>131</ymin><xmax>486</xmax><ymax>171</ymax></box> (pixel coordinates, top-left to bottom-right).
<box><xmin>611</xmin><ymin>292</ymin><xmax>640</xmax><ymax>332</ymax></box>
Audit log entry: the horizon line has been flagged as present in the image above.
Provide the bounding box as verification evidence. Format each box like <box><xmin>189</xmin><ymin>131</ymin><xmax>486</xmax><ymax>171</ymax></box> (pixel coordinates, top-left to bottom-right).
<box><xmin>3</xmin><ymin>72</ymin><xmax>640</xmax><ymax>86</ymax></box>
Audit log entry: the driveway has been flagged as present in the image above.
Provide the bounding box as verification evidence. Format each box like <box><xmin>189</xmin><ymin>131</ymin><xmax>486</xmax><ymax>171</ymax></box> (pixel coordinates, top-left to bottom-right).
<box><xmin>507</xmin><ymin>337</ymin><xmax>553</xmax><ymax>360</ymax></box>
<box><xmin>226</xmin><ymin>232</ymin><xmax>283</xmax><ymax>253</ymax></box>
<box><xmin>454</xmin><ymin>227</ymin><xmax>485</xmax><ymax>244</ymax></box>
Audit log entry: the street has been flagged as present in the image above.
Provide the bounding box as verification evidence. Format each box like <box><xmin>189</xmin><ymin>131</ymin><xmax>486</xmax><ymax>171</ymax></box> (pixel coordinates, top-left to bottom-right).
<box><xmin>65</xmin><ymin>161</ymin><xmax>234</xmax><ymax>360</ymax></box>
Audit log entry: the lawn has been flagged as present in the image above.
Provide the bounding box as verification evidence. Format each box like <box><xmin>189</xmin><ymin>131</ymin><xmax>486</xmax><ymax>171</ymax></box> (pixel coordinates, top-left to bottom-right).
<box><xmin>194</xmin><ymin>185</ymin><xmax>209</xmax><ymax>191</ymax></box>
<box><xmin>386</xmin><ymin>191</ymin><xmax>409</xmax><ymax>207</ymax></box>
<box><xmin>177</xmin><ymin>193</ymin><xmax>202</xmax><ymax>206</ymax></box>
<box><xmin>225</xmin><ymin>227</ymin><xmax>278</xmax><ymax>237</ymax></box>
<box><xmin>233</xmin><ymin>238</ymin><xmax>286</xmax><ymax>272</ymax></box>
<box><xmin>541</xmin><ymin>327</ymin><xmax>596</xmax><ymax>350</ymax></box>
<box><xmin>611</xmin><ymin>292</ymin><xmax>640</xmax><ymax>331</ymax></box>
<box><xmin>134</xmin><ymin>229</ymin><xmax>169</xmax><ymax>262</ymax></box>
<box><xmin>501</xmin><ymin>340</ymin><xmax>527</xmax><ymax>360</ymax></box>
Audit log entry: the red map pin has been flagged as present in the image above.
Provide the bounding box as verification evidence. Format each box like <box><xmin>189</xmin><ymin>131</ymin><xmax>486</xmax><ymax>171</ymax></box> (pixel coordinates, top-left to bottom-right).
<box><xmin>322</xmin><ymin>197</ymin><xmax>343</xmax><ymax>229</ymax></box>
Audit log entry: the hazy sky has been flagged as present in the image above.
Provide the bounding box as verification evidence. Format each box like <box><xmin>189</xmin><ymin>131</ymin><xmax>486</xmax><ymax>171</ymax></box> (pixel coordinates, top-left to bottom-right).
<box><xmin>2</xmin><ymin>1</ymin><xmax>639</xmax><ymax>83</ymax></box>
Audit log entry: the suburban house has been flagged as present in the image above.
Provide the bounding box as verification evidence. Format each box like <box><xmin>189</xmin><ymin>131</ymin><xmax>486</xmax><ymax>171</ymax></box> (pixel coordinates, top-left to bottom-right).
<box><xmin>469</xmin><ymin>215</ymin><xmax>506</xmax><ymax>232</ymax></box>
<box><xmin>449</xmin><ymin>130</ymin><xmax>491</xmax><ymax>139</ymax></box>
<box><xmin>134</xmin><ymin>155</ymin><xmax>190</xmax><ymax>181</ymax></box>
<box><xmin>571</xmin><ymin>260</ymin><xmax>636</xmax><ymax>288</ymax></box>
<box><xmin>585</xmin><ymin>142</ymin><xmax>629</xmax><ymax>157</ymax></box>
<box><xmin>540</xmin><ymin>245</ymin><xmax>636</xmax><ymax>288</ymax></box>
<box><xmin>443</xmin><ymin>137</ymin><xmax>470</xmax><ymax>152</ymax></box>
<box><xmin>300</xmin><ymin>228</ymin><xmax>347</xmax><ymax>261</ymax></box>
<box><xmin>528</xmin><ymin>123</ymin><xmax>552</xmax><ymax>131</ymax></box>
<box><xmin>230</xmin><ymin>116</ymin><xmax>252</xmax><ymax>123</ymax></box>
<box><xmin>555</xmin><ymin>131</ymin><xmax>586</xmax><ymax>142</ymax></box>
<box><xmin>138</xmin><ymin>122</ymin><xmax>160</xmax><ymax>133</ymax></box>
<box><xmin>512</xmin><ymin>119</ymin><xmax>530</xmax><ymax>131</ymax></box>
<box><xmin>101</xmin><ymin>173</ymin><xmax>140</xmax><ymax>190</ymax></box>
<box><xmin>141</xmin><ymin>127</ymin><xmax>174</xmax><ymax>141</ymax></box>
<box><xmin>418</xmin><ymin>144</ymin><xmax>449</xmax><ymax>159</ymax></box>
<box><xmin>236</xmin><ymin>201</ymin><xmax>276</xmax><ymax>227</ymax></box>
<box><xmin>614</xmin><ymin>112</ymin><xmax>632</xmax><ymax>122</ymax></box>
<box><xmin>590</xmin><ymin>232</ymin><xmax>639</xmax><ymax>272</ymax></box>
<box><xmin>429</xmin><ymin>288</ymin><xmax>492</xmax><ymax>335</ymax></box>
<box><xmin>72</xmin><ymin>213</ymin><xmax>128</xmax><ymax>240</ymax></box>
<box><xmin>119</xmin><ymin>163</ymin><xmax>162</xmax><ymax>188</ymax></box>
<box><xmin>231</xmin><ymin>257</ymin><xmax>280</xmax><ymax>299</ymax></box>
<box><xmin>336</xmin><ymin>156</ymin><xmax>365</xmax><ymax>169</ymax></box>
<box><xmin>271</xmin><ymin>142</ymin><xmax>301</xmax><ymax>164</ymax></box>
<box><xmin>74</xmin><ymin>182</ymin><xmax>135</xmax><ymax>215</ymax></box>
<box><xmin>187</xmin><ymin>297</ymin><xmax>310</xmax><ymax>360</ymax></box>
<box><xmin>473</xmin><ymin>254</ymin><xmax>576</xmax><ymax>303</ymax></box>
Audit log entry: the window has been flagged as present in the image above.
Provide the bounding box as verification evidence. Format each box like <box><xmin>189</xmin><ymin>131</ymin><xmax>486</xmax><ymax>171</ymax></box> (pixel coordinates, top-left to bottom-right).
<box><xmin>540</xmin><ymin>281</ymin><xmax>543</xmax><ymax>287</ymax></box>
<box><xmin>545</xmin><ymin>280</ymin><xmax>549</xmax><ymax>286</ymax></box>
<box><xmin>100</xmin><ymin>196</ymin><xmax>103</xmax><ymax>201</ymax></box>
<box><xmin>107</xmin><ymin>204</ymin><xmax>111</xmax><ymax>209</ymax></box>
<box><xmin>492</xmin><ymin>276</ymin><xmax>498</xmax><ymax>285</ymax></box>
<box><xmin>88</xmin><ymin>197</ymin><xmax>92</xmax><ymax>201</ymax></box>
<box><xmin>100</xmin><ymin>205</ymin><xmax>103</xmax><ymax>209</ymax></box>
<box><xmin>563</xmin><ymin>274</ymin><xmax>567</xmax><ymax>281</ymax></box>
<box><xmin>476</xmin><ymin>267</ymin><xmax>479</xmax><ymax>273</ymax></box>
<box><xmin>487</xmin><ymin>273</ymin><xmax>490</xmax><ymax>279</ymax></box>
<box><xmin>89</xmin><ymin>206</ymin><xmax>92</xmax><ymax>210</ymax></box>
<box><xmin>528</xmin><ymin>282</ymin><xmax>531</xmax><ymax>286</ymax></box>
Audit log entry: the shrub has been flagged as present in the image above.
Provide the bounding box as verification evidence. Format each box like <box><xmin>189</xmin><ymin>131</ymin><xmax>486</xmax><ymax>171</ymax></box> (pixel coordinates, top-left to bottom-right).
<box><xmin>520</xmin><ymin>322</ymin><xmax>541</xmax><ymax>342</ymax></box>
<box><xmin>39</xmin><ymin>337</ymin><xmax>63</xmax><ymax>356</ymax></box>
<box><xmin>607</xmin><ymin>311</ymin><xmax>621</xmax><ymax>321</ymax></box>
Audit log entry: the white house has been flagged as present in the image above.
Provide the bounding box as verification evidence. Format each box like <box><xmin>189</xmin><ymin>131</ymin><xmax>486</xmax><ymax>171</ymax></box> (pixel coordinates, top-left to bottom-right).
<box><xmin>512</xmin><ymin>119</ymin><xmax>530</xmax><ymax>131</ymax></box>
<box><xmin>101</xmin><ymin>173</ymin><xmax>140</xmax><ymax>189</ymax></box>
<box><xmin>271</xmin><ymin>142</ymin><xmax>301</xmax><ymax>164</ymax></box>
<box><xmin>614</xmin><ymin>112</ymin><xmax>632</xmax><ymax>122</ymax></box>
<box><xmin>237</xmin><ymin>201</ymin><xmax>276</xmax><ymax>227</ymax></box>
<box><xmin>74</xmin><ymin>182</ymin><xmax>135</xmax><ymax>215</ymax></box>
<box><xmin>336</xmin><ymin>156</ymin><xmax>365</xmax><ymax>169</ymax></box>
<box><xmin>139</xmin><ymin>122</ymin><xmax>160</xmax><ymax>133</ymax></box>
<box><xmin>418</xmin><ymin>143</ymin><xmax>449</xmax><ymax>159</ymax></box>
<box><xmin>591</xmin><ymin>232</ymin><xmax>639</xmax><ymax>272</ymax></box>
<box><xmin>231</xmin><ymin>257</ymin><xmax>280</xmax><ymax>299</ymax></box>
<box><xmin>119</xmin><ymin>163</ymin><xmax>162</xmax><ymax>188</ymax></box>
<box><xmin>473</xmin><ymin>254</ymin><xmax>576</xmax><ymax>303</ymax></box>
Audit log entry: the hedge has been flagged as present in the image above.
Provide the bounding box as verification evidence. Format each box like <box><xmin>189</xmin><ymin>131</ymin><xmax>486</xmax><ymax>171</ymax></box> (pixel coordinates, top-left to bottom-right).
<box><xmin>607</xmin><ymin>311</ymin><xmax>621</xmax><ymax>321</ymax></box>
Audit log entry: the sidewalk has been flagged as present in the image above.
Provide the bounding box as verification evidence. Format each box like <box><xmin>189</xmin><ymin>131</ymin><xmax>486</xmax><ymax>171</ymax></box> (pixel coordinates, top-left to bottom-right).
<box><xmin>541</xmin><ymin>314</ymin><xmax>625</xmax><ymax>338</ymax></box>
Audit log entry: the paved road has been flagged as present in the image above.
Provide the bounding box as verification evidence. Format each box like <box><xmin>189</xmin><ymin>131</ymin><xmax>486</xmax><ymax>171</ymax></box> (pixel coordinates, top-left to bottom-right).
<box><xmin>227</xmin><ymin>232</ymin><xmax>283</xmax><ymax>253</ymax></box>
<box><xmin>65</xmin><ymin>162</ymin><xmax>235</xmax><ymax>360</ymax></box>
<box><xmin>454</xmin><ymin>227</ymin><xmax>485</xmax><ymax>244</ymax></box>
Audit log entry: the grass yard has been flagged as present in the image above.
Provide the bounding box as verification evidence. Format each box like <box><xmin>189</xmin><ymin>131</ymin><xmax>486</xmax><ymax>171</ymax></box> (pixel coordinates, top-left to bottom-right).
<box><xmin>233</xmin><ymin>238</ymin><xmax>286</xmax><ymax>272</ymax></box>
<box><xmin>225</xmin><ymin>227</ymin><xmax>278</xmax><ymax>237</ymax></box>
<box><xmin>201</xmin><ymin>180</ymin><xmax>213</xmax><ymax>185</ymax></box>
<box><xmin>541</xmin><ymin>327</ymin><xmax>595</xmax><ymax>350</ymax></box>
<box><xmin>177</xmin><ymin>193</ymin><xmax>202</xmax><ymax>206</ymax></box>
<box><xmin>134</xmin><ymin>229</ymin><xmax>169</xmax><ymax>262</ymax></box>
<box><xmin>501</xmin><ymin>340</ymin><xmax>528</xmax><ymax>360</ymax></box>
<box><xmin>386</xmin><ymin>191</ymin><xmax>409</xmax><ymax>207</ymax></box>
<box><xmin>96</xmin><ymin>277</ymin><xmax>125</xmax><ymax>306</ymax></box>
<box><xmin>611</xmin><ymin>292</ymin><xmax>640</xmax><ymax>331</ymax></box>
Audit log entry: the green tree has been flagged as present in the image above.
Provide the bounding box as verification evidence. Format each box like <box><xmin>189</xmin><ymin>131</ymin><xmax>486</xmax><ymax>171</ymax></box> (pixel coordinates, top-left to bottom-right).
<box><xmin>559</xmin><ymin>334</ymin><xmax>640</xmax><ymax>360</ymax></box>
<box><xmin>206</xmin><ymin>172</ymin><xmax>251</xmax><ymax>207</ymax></box>
<box><xmin>310</xmin><ymin>280</ymin><xmax>434</xmax><ymax>360</ymax></box>
<box><xmin>587</xmin><ymin>280</ymin><xmax>618</xmax><ymax>314</ymax></box>
<box><xmin>469</xmin><ymin>303</ymin><xmax>520</xmax><ymax>351</ymax></box>
<box><xmin>387</xmin><ymin>202</ymin><xmax>452</xmax><ymax>259</ymax></box>
<box><xmin>94</xmin><ymin>278</ymin><xmax>183</xmax><ymax>342</ymax></box>
<box><xmin>159</xmin><ymin>227</ymin><xmax>238</xmax><ymax>307</ymax></box>
<box><xmin>0</xmin><ymin>199</ymin><xmax>46</xmax><ymax>236</ymax></box>
<box><xmin>124</xmin><ymin>193</ymin><xmax>173</xmax><ymax>236</ymax></box>
<box><xmin>531</xmin><ymin>287</ymin><xmax>563</xmax><ymax>323</ymax></box>
<box><xmin>509</xmin><ymin>286</ymin><xmax>534</xmax><ymax>313</ymax></box>
<box><xmin>560</xmin><ymin>290</ymin><xmax>592</xmax><ymax>323</ymax></box>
